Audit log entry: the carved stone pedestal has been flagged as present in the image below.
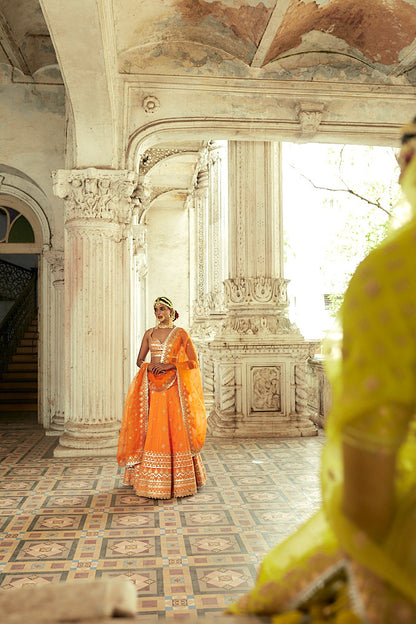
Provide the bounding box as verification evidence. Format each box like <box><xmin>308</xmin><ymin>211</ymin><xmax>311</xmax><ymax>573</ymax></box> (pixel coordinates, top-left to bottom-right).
<box><xmin>201</xmin><ymin>336</ymin><xmax>319</xmax><ymax>438</ymax></box>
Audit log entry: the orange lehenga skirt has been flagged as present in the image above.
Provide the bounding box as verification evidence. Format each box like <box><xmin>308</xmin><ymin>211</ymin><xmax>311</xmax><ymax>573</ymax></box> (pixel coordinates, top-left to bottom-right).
<box><xmin>117</xmin><ymin>358</ymin><xmax>207</xmax><ymax>499</ymax></box>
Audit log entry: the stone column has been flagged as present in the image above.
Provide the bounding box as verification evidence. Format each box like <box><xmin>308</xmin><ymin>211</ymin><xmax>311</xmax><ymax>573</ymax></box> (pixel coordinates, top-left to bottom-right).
<box><xmin>192</xmin><ymin>157</ymin><xmax>209</xmax><ymax>321</ymax></box>
<box><xmin>190</xmin><ymin>143</ymin><xmax>228</xmax><ymax>412</ymax></box>
<box><xmin>52</xmin><ymin>168</ymin><xmax>138</xmax><ymax>456</ymax></box>
<box><xmin>191</xmin><ymin>142</ymin><xmax>227</xmax><ymax>339</ymax></box>
<box><xmin>203</xmin><ymin>141</ymin><xmax>318</xmax><ymax>437</ymax></box>
<box><xmin>42</xmin><ymin>249</ymin><xmax>65</xmax><ymax>435</ymax></box>
<box><xmin>130</xmin><ymin>222</ymin><xmax>148</xmax><ymax>378</ymax></box>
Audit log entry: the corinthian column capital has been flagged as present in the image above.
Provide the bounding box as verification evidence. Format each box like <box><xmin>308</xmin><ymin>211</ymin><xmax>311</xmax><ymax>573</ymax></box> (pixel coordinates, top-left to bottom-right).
<box><xmin>52</xmin><ymin>168</ymin><xmax>138</xmax><ymax>225</ymax></box>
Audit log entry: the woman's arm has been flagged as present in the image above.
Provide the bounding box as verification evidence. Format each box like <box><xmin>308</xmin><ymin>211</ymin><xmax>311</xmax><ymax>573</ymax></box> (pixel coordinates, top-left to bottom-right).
<box><xmin>136</xmin><ymin>330</ymin><xmax>150</xmax><ymax>367</ymax></box>
<box><xmin>181</xmin><ymin>334</ymin><xmax>198</xmax><ymax>369</ymax></box>
<box><xmin>342</xmin><ymin>439</ymin><xmax>395</xmax><ymax>542</ymax></box>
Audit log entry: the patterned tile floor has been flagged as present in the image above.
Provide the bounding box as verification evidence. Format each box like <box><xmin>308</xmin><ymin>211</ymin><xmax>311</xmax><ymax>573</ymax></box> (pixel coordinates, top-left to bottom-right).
<box><xmin>0</xmin><ymin>413</ymin><xmax>325</xmax><ymax>619</ymax></box>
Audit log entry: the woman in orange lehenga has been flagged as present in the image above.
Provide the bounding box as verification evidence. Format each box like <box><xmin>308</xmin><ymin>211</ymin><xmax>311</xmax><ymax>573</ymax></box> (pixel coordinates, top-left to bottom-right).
<box><xmin>117</xmin><ymin>296</ymin><xmax>207</xmax><ymax>499</ymax></box>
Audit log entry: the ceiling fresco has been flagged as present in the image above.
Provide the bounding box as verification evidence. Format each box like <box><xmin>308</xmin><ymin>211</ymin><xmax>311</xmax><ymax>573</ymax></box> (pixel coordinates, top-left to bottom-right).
<box><xmin>115</xmin><ymin>0</ymin><xmax>416</xmax><ymax>83</ymax></box>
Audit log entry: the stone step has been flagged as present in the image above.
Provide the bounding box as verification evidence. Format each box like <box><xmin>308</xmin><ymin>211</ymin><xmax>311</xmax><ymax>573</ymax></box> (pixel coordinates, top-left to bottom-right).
<box><xmin>0</xmin><ymin>403</ymin><xmax>38</xmax><ymax>411</ymax></box>
<box><xmin>7</xmin><ymin>362</ymin><xmax>37</xmax><ymax>372</ymax></box>
<box><xmin>20</xmin><ymin>339</ymin><xmax>38</xmax><ymax>348</ymax></box>
<box><xmin>12</xmin><ymin>354</ymin><xmax>38</xmax><ymax>363</ymax></box>
<box><xmin>0</xmin><ymin>392</ymin><xmax>37</xmax><ymax>400</ymax></box>
<box><xmin>2</xmin><ymin>371</ymin><xmax>38</xmax><ymax>381</ymax></box>
<box><xmin>0</xmin><ymin>381</ymin><xmax>37</xmax><ymax>391</ymax></box>
<box><xmin>16</xmin><ymin>346</ymin><xmax>38</xmax><ymax>355</ymax></box>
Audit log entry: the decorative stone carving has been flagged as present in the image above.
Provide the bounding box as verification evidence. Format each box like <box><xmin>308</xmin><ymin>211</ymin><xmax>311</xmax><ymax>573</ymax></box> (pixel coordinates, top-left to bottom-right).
<box><xmin>296</xmin><ymin>102</ymin><xmax>325</xmax><ymax>137</ymax></box>
<box><xmin>43</xmin><ymin>249</ymin><xmax>64</xmax><ymax>281</ymax></box>
<box><xmin>221</xmin><ymin>315</ymin><xmax>297</xmax><ymax>337</ymax></box>
<box><xmin>224</xmin><ymin>277</ymin><xmax>289</xmax><ymax>306</ymax></box>
<box><xmin>139</xmin><ymin>147</ymin><xmax>194</xmax><ymax>175</ymax></box>
<box><xmin>132</xmin><ymin>223</ymin><xmax>146</xmax><ymax>254</ymax></box>
<box><xmin>294</xmin><ymin>363</ymin><xmax>308</xmax><ymax>416</ymax></box>
<box><xmin>132</xmin><ymin>223</ymin><xmax>148</xmax><ymax>279</ymax></box>
<box><xmin>307</xmin><ymin>358</ymin><xmax>331</xmax><ymax>428</ymax></box>
<box><xmin>193</xmin><ymin>288</ymin><xmax>226</xmax><ymax>318</ymax></box>
<box><xmin>142</xmin><ymin>95</ymin><xmax>160</xmax><ymax>114</ymax></box>
<box><xmin>219</xmin><ymin>364</ymin><xmax>238</xmax><ymax>414</ymax></box>
<box><xmin>52</xmin><ymin>168</ymin><xmax>137</xmax><ymax>225</ymax></box>
<box><xmin>252</xmin><ymin>366</ymin><xmax>281</xmax><ymax>411</ymax></box>
<box><xmin>200</xmin><ymin>338</ymin><xmax>319</xmax><ymax>438</ymax></box>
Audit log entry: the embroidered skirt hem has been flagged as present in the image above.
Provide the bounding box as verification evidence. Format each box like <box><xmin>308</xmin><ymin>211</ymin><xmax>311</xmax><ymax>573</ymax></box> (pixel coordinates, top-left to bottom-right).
<box><xmin>123</xmin><ymin>452</ymin><xmax>207</xmax><ymax>499</ymax></box>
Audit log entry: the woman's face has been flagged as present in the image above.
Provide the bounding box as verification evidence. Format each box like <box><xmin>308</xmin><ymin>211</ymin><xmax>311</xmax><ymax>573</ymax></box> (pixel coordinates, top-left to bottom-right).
<box><xmin>154</xmin><ymin>303</ymin><xmax>171</xmax><ymax>324</ymax></box>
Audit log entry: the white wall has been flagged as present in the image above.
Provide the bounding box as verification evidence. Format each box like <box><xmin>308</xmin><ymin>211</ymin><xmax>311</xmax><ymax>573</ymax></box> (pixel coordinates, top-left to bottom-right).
<box><xmin>146</xmin><ymin>205</ymin><xmax>190</xmax><ymax>332</ymax></box>
<box><xmin>0</xmin><ymin>79</ymin><xmax>66</xmax><ymax>246</ymax></box>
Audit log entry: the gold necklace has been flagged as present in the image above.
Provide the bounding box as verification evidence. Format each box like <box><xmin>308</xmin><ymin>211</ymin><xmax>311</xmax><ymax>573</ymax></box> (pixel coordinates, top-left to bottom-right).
<box><xmin>157</xmin><ymin>320</ymin><xmax>173</xmax><ymax>329</ymax></box>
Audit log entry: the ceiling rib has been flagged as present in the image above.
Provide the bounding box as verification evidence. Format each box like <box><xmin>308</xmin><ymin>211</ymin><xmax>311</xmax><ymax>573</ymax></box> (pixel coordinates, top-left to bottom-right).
<box><xmin>0</xmin><ymin>10</ymin><xmax>31</xmax><ymax>75</ymax></box>
<box><xmin>388</xmin><ymin>39</ymin><xmax>416</xmax><ymax>77</ymax></box>
<box><xmin>251</xmin><ymin>0</ymin><xmax>292</xmax><ymax>69</ymax></box>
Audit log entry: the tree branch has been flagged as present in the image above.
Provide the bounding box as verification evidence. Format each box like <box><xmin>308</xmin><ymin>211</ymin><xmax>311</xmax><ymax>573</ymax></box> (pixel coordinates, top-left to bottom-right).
<box><xmin>289</xmin><ymin>164</ymin><xmax>394</xmax><ymax>219</ymax></box>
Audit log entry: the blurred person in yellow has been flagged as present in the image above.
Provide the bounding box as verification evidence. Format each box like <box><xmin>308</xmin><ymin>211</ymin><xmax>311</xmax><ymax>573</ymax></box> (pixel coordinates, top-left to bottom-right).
<box><xmin>227</xmin><ymin>121</ymin><xmax>416</xmax><ymax>623</ymax></box>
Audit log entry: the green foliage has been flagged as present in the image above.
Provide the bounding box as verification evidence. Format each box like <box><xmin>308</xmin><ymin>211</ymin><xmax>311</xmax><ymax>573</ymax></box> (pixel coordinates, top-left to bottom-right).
<box><xmin>319</xmin><ymin>145</ymin><xmax>400</xmax><ymax>316</ymax></box>
<box><xmin>282</xmin><ymin>143</ymin><xmax>402</xmax><ymax>327</ymax></box>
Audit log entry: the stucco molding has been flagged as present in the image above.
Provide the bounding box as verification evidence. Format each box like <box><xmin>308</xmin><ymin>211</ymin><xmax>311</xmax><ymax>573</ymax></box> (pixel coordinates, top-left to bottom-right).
<box><xmin>52</xmin><ymin>168</ymin><xmax>138</xmax><ymax>225</ymax></box>
<box><xmin>124</xmin><ymin>76</ymin><xmax>416</xmax><ymax>168</ymax></box>
<box><xmin>223</xmin><ymin>277</ymin><xmax>289</xmax><ymax>306</ymax></box>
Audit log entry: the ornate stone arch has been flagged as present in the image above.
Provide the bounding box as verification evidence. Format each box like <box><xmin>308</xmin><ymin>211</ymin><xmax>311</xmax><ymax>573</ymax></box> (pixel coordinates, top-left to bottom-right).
<box><xmin>0</xmin><ymin>165</ymin><xmax>51</xmax><ymax>251</ymax></box>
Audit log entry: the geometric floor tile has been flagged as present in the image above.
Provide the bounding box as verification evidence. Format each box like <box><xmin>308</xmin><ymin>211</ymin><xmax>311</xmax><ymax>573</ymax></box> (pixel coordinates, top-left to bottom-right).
<box><xmin>192</xmin><ymin>566</ymin><xmax>255</xmax><ymax>592</ymax></box>
<box><xmin>11</xmin><ymin>539</ymin><xmax>78</xmax><ymax>561</ymax></box>
<box><xmin>102</xmin><ymin>537</ymin><xmax>159</xmax><ymax>558</ymax></box>
<box><xmin>185</xmin><ymin>535</ymin><xmax>244</xmax><ymax>555</ymax></box>
<box><xmin>0</xmin><ymin>413</ymin><xmax>326</xmax><ymax>618</ymax></box>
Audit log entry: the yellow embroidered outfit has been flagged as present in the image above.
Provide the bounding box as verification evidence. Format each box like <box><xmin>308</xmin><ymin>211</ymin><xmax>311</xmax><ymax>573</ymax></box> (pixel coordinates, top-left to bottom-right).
<box><xmin>117</xmin><ymin>327</ymin><xmax>207</xmax><ymax>499</ymax></box>
<box><xmin>227</xmin><ymin>156</ymin><xmax>416</xmax><ymax>622</ymax></box>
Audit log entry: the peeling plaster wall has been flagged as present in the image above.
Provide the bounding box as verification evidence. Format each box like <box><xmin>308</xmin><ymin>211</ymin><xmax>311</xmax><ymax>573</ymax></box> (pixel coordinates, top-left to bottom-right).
<box><xmin>0</xmin><ymin>75</ymin><xmax>66</xmax><ymax>246</ymax></box>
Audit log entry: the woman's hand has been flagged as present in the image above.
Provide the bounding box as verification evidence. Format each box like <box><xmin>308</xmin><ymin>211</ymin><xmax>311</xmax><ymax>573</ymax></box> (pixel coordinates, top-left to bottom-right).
<box><xmin>148</xmin><ymin>363</ymin><xmax>176</xmax><ymax>375</ymax></box>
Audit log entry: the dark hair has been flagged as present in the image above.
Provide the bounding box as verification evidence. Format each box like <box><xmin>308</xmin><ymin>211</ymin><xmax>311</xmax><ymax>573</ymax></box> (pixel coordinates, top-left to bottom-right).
<box><xmin>154</xmin><ymin>296</ymin><xmax>179</xmax><ymax>320</ymax></box>
<box><xmin>401</xmin><ymin>116</ymin><xmax>416</xmax><ymax>144</ymax></box>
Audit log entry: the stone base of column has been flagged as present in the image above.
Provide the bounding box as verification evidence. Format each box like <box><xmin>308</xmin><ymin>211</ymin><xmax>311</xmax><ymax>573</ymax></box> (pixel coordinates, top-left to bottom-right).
<box><xmin>200</xmin><ymin>336</ymin><xmax>320</xmax><ymax>438</ymax></box>
<box><xmin>45</xmin><ymin>413</ymin><xmax>65</xmax><ymax>436</ymax></box>
<box><xmin>53</xmin><ymin>421</ymin><xmax>120</xmax><ymax>457</ymax></box>
<box><xmin>208</xmin><ymin>409</ymin><xmax>318</xmax><ymax>437</ymax></box>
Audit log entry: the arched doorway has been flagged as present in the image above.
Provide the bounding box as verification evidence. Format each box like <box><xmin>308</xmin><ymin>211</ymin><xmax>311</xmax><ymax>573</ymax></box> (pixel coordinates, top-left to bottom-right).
<box><xmin>0</xmin><ymin>168</ymin><xmax>51</xmax><ymax>424</ymax></box>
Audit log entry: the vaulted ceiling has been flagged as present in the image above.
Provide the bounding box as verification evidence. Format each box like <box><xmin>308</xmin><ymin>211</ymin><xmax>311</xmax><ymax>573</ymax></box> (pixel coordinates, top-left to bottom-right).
<box><xmin>116</xmin><ymin>0</ymin><xmax>416</xmax><ymax>83</ymax></box>
<box><xmin>0</xmin><ymin>0</ymin><xmax>60</xmax><ymax>82</ymax></box>
<box><xmin>2</xmin><ymin>1</ymin><xmax>416</xmax><ymax>83</ymax></box>
<box><xmin>1</xmin><ymin>0</ymin><xmax>416</xmax><ymax>212</ymax></box>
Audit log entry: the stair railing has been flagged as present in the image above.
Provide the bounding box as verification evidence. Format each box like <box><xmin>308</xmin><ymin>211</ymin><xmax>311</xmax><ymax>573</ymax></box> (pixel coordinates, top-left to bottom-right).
<box><xmin>0</xmin><ymin>274</ymin><xmax>37</xmax><ymax>378</ymax></box>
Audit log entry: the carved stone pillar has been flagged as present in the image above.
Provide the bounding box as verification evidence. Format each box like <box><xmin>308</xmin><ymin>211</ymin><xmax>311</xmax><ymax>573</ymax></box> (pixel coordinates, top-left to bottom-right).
<box><xmin>130</xmin><ymin>222</ymin><xmax>148</xmax><ymax>376</ymax></box>
<box><xmin>42</xmin><ymin>249</ymin><xmax>65</xmax><ymax>435</ymax></box>
<box><xmin>52</xmin><ymin>168</ymin><xmax>138</xmax><ymax>456</ymax></box>
<box><xmin>191</xmin><ymin>142</ymin><xmax>227</xmax><ymax>341</ymax></box>
<box><xmin>193</xmin><ymin>158</ymin><xmax>209</xmax><ymax>315</ymax></box>
<box><xmin>201</xmin><ymin>141</ymin><xmax>318</xmax><ymax>437</ymax></box>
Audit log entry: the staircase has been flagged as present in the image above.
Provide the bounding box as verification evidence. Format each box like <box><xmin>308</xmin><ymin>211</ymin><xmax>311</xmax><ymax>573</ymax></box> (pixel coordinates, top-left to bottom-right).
<box><xmin>0</xmin><ymin>316</ymin><xmax>38</xmax><ymax>412</ymax></box>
